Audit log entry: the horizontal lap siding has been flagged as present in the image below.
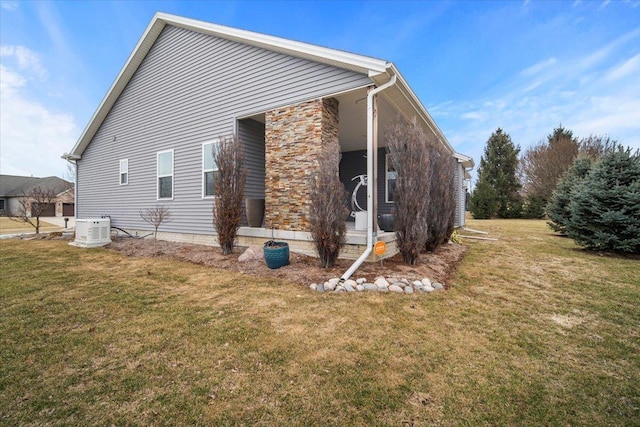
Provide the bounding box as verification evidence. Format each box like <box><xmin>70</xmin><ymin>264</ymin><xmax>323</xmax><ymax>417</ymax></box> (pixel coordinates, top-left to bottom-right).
<box><xmin>238</xmin><ymin>119</ymin><xmax>266</xmax><ymax>200</ymax></box>
<box><xmin>454</xmin><ymin>163</ymin><xmax>464</xmax><ymax>227</ymax></box>
<box><xmin>78</xmin><ymin>25</ymin><xmax>372</xmax><ymax>234</ymax></box>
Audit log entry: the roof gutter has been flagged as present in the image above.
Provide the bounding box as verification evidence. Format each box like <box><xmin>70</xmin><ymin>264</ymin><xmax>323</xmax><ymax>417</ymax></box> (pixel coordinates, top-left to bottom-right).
<box><xmin>341</xmin><ymin>73</ymin><xmax>397</xmax><ymax>281</ymax></box>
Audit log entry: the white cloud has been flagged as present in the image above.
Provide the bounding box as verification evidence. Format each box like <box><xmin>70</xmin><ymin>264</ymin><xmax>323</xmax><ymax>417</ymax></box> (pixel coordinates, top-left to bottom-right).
<box><xmin>0</xmin><ymin>64</ymin><xmax>26</xmax><ymax>91</ymax></box>
<box><xmin>0</xmin><ymin>51</ymin><xmax>78</xmax><ymax>178</ymax></box>
<box><xmin>521</xmin><ymin>57</ymin><xmax>557</xmax><ymax>76</ymax></box>
<box><xmin>604</xmin><ymin>54</ymin><xmax>640</xmax><ymax>82</ymax></box>
<box><xmin>0</xmin><ymin>45</ymin><xmax>48</xmax><ymax>80</ymax></box>
<box><xmin>431</xmin><ymin>37</ymin><xmax>640</xmax><ymax>184</ymax></box>
<box><xmin>0</xmin><ymin>1</ymin><xmax>18</xmax><ymax>11</ymax></box>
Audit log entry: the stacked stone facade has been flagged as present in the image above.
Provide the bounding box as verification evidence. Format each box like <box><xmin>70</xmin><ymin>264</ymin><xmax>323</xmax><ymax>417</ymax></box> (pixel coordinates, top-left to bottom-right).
<box><xmin>264</xmin><ymin>98</ymin><xmax>339</xmax><ymax>231</ymax></box>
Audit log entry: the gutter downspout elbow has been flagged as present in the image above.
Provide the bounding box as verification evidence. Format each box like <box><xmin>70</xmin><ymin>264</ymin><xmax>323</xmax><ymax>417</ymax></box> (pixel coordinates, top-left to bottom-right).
<box><xmin>341</xmin><ymin>74</ymin><xmax>397</xmax><ymax>281</ymax></box>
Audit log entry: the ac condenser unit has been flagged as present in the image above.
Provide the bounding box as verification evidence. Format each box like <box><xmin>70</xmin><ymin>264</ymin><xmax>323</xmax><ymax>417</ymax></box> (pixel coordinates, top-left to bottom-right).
<box><xmin>71</xmin><ymin>218</ymin><xmax>111</xmax><ymax>248</ymax></box>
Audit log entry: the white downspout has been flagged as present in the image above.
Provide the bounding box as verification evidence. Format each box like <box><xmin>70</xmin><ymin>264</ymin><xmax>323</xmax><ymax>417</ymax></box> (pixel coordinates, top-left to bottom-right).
<box><xmin>341</xmin><ymin>74</ymin><xmax>397</xmax><ymax>281</ymax></box>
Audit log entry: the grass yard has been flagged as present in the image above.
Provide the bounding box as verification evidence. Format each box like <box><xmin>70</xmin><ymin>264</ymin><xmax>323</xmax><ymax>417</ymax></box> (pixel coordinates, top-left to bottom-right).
<box><xmin>0</xmin><ymin>217</ymin><xmax>62</xmax><ymax>235</ymax></box>
<box><xmin>1</xmin><ymin>219</ymin><xmax>638</xmax><ymax>425</ymax></box>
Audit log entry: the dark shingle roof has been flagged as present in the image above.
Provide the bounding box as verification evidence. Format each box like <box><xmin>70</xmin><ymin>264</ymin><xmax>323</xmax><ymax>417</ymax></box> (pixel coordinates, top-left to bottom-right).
<box><xmin>0</xmin><ymin>175</ymin><xmax>73</xmax><ymax>197</ymax></box>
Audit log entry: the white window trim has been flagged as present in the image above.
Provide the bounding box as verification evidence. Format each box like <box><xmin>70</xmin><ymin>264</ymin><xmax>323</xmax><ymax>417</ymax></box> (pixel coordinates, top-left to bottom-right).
<box><xmin>202</xmin><ymin>140</ymin><xmax>219</xmax><ymax>199</ymax></box>
<box><xmin>119</xmin><ymin>159</ymin><xmax>128</xmax><ymax>185</ymax></box>
<box><xmin>157</xmin><ymin>149</ymin><xmax>174</xmax><ymax>200</ymax></box>
<box><xmin>385</xmin><ymin>154</ymin><xmax>396</xmax><ymax>204</ymax></box>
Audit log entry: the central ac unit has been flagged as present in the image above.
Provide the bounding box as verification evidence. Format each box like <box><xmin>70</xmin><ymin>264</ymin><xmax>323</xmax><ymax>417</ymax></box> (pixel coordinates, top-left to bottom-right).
<box><xmin>71</xmin><ymin>218</ymin><xmax>111</xmax><ymax>248</ymax></box>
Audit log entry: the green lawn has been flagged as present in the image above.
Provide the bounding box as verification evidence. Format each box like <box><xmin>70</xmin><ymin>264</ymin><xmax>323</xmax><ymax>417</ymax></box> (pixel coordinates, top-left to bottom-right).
<box><xmin>1</xmin><ymin>219</ymin><xmax>638</xmax><ymax>425</ymax></box>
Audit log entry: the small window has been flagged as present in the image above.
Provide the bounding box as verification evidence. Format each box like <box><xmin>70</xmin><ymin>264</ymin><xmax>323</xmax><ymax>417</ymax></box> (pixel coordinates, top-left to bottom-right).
<box><xmin>386</xmin><ymin>154</ymin><xmax>397</xmax><ymax>203</ymax></box>
<box><xmin>119</xmin><ymin>159</ymin><xmax>128</xmax><ymax>185</ymax></box>
<box><xmin>157</xmin><ymin>150</ymin><xmax>174</xmax><ymax>199</ymax></box>
<box><xmin>0</xmin><ymin>199</ymin><xmax>5</xmax><ymax>211</ymax></box>
<box><xmin>202</xmin><ymin>141</ymin><xmax>219</xmax><ymax>197</ymax></box>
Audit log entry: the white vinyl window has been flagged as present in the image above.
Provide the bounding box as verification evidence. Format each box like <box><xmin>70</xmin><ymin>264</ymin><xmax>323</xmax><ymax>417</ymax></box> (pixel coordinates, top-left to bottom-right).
<box><xmin>202</xmin><ymin>141</ymin><xmax>219</xmax><ymax>197</ymax></box>
<box><xmin>157</xmin><ymin>150</ymin><xmax>174</xmax><ymax>200</ymax></box>
<box><xmin>119</xmin><ymin>159</ymin><xmax>128</xmax><ymax>185</ymax></box>
<box><xmin>386</xmin><ymin>154</ymin><xmax>397</xmax><ymax>203</ymax></box>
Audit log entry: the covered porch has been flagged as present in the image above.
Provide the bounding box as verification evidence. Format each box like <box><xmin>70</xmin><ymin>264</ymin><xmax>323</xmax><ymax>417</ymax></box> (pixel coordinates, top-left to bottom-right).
<box><xmin>233</xmin><ymin>74</ymin><xmax>451</xmax><ymax>263</ymax></box>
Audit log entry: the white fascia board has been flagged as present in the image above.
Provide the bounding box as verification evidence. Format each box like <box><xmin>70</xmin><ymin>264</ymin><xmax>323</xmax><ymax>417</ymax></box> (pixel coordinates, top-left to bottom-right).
<box><xmin>454</xmin><ymin>152</ymin><xmax>475</xmax><ymax>168</ymax></box>
<box><xmin>157</xmin><ymin>13</ymin><xmax>389</xmax><ymax>75</ymax></box>
<box><xmin>385</xmin><ymin>64</ymin><xmax>454</xmax><ymax>154</ymax></box>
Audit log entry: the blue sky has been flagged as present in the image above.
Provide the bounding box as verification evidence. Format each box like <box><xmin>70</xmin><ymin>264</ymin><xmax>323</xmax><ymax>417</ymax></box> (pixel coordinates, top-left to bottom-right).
<box><xmin>1</xmin><ymin>0</ymin><xmax>639</xmax><ymax>182</ymax></box>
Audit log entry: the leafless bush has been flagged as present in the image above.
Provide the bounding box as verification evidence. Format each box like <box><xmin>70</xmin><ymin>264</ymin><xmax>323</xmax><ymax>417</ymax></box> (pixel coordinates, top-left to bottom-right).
<box><xmin>10</xmin><ymin>185</ymin><xmax>61</xmax><ymax>234</ymax></box>
<box><xmin>386</xmin><ymin>117</ymin><xmax>431</xmax><ymax>265</ymax></box>
<box><xmin>308</xmin><ymin>149</ymin><xmax>349</xmax><ymax>268</ymax></box>
<box><xmin>212</xmin><ymin>135</ymin><xmax>247</xmax><ymax>255</ymax></box>
<box><xmin>139</xmin><ymin>205</ymin><xmax>171</xmax><ymax>239</ymax></box>
<box><xmin>425</xmin><ymin>143</ymin><xmax>456</xmax><ymax>251</ymax></box>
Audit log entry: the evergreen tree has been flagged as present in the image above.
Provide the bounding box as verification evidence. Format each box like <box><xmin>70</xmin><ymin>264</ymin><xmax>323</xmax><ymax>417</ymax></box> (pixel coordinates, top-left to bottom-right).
<box><xmin>546</xmin><ymin>157</ymin><xmax>593</xmax><ymax>234</ymax></box>
<box><xmin>469</xmin><ymin>178</ymin><xmax>497</xmax><ymax>219</ymax></box>
<box><xmin>470</xmin><ymin>128</ymin><xmax>521</xmax><ymax>218</ymax></box>
<box><xmin>566</xmin><ymin>148</ymin><xmax>640</xmax><ymax>253</ymax></box>
<box><xmin>522</xmin><ymin>193</ymin><xmax>546</xmax><ymax>219</ymax></box>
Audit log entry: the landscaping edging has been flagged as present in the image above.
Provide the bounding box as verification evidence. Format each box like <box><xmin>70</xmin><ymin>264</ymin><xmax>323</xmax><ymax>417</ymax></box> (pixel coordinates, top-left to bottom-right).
<box><xmin>310</xmin><ymin>276</ymin><xmax>444</xmax><ymax>293</ymax></box>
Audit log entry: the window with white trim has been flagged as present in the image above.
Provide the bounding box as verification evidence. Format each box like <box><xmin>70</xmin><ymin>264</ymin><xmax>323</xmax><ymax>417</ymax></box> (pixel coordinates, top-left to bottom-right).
<box><xmin>386</xmin><ymin>154</ymin><xmax>397</xmax><ymax>203</ymax></box>
<box><xmin>202</xmin><ymin>141</ymin><xmax>219</xmax><ymax>197</ymax></box>
<box><xmin>157</xmin><ymin>150</ymin><xmax>174</xmax><ymax>199</ymax></box>
<box><xmin>119</xmin><ymin>159</ymin><xmax>128</xmax><ymax>185</ymax></box>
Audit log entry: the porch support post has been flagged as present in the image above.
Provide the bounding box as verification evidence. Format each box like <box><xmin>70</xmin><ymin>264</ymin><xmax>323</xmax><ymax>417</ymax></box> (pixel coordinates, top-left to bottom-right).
<box><xmin>341</xmin><ymin>74</ymin><xmax>397</xmax><ymax>281</ymax></box>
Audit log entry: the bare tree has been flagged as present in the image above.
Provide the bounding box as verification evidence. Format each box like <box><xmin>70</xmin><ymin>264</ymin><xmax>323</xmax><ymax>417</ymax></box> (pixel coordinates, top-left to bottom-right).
<box><xmin>139</xmin><ymin>205</ymin><xmax>172</xmax><ymax>239</ymax></box>
<box><xmin>212</xmin><ymin>135</ymin><xmax>247</xmax><ymax>255</ymax></box>
<box><xmin>386</xmin><ymin>117</ymin><xmax>432</xmax><ymax>265</ymax></box>
<box><xmin>64</xmin><ymin>162</ymin><xmax>76</xmax><ymax>202</ymax></box>
<box><xmin>308</xmin><ymin>149</ymin><xmax>349</xmax><ymax>268</ymax></box>
<box><xmin>9</xmin><ymin>185</ymin><xmax>61</xmax><ymax>234</ymax></box>
<box><xmin>520</xmin><ymin>126</ymin><xmax>579</xmax><ymax>203</ymax></box>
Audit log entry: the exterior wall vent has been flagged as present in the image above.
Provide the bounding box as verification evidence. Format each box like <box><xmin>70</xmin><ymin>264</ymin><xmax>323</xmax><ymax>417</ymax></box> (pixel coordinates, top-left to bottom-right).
<box><xmin>71</xmin><ymin>218</ymin><xmax>111</xmax><ymax>248</ymax></box>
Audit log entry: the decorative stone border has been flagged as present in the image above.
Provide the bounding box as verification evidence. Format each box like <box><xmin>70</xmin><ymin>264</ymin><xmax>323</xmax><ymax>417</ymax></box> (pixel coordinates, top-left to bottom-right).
<box><xmin>309</xmin><ymin>276</ymin><xmax>444</xmax><ymax>293</ymax></box>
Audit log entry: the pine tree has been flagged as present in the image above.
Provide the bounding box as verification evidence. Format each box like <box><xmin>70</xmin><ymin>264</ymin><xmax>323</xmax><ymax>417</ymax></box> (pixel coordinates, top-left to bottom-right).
<box><xmin>470</xmin><ymin>128</ymin><xmax>521</xmax><ymax>218</ymax></box>
<box><xmin>546</xmin><ymin>157</ymin><xmax>593</xmax><ymax>234</ymax></box>
<box><xmin>566</xmin><ymin>148</ymin><xmax>640</xmax><ymax>253</ymax></box>
<box><xmin>469</xmin><ymin>178</ymin><xmax>497</xmax><ymax>219</ymax></box>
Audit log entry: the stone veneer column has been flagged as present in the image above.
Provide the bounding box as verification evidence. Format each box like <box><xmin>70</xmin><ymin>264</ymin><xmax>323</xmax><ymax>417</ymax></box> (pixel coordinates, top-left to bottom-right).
<box><xmin>264</xmin><ymin>97</ymin><xmax>339</xmax><ymax>231</ymax></box>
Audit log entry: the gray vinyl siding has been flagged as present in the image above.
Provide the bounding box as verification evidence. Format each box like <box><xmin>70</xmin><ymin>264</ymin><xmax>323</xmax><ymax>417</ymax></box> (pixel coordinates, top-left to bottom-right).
<box><xmin>238</xmin><ymin>119</ymin><xmax>265</xmax><ymax>199</ymax></box>
<box><xmin>77</xmin><ymin>25</ymin><xmax>372</xmax><ymax>234</ymax></box>
<box><xmin>454</xmin><ymin>162</ymin><xmax>465</xmax><ymax>227</ymax></box>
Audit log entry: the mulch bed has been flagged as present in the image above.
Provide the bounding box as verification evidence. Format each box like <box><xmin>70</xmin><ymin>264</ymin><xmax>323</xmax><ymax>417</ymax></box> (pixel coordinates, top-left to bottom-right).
<box><xmin>107</xmin><ymin>237</ymin><xmax>467</xmax><ymax>287</ymax></box>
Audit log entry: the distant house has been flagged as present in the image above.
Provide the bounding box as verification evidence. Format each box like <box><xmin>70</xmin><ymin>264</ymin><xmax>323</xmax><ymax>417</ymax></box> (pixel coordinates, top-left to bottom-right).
<box><xmin>0</xmin><ymin>175</ymin><xmax>74</xmax><ymax>217</ymax></box>
<box><xmin>63</xmin><ymin>12</ymin><xmax>473</xmax><ymax>260</ymax></box>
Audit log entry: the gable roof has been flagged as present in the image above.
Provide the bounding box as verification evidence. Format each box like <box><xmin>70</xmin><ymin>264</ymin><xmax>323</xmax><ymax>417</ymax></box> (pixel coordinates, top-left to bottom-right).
<box><xmin>64</xmin><ymin>12</ymin><xmax>453</xmax><ymax>160</ymax></box>
<box><xmin>0</xmin><ymin>175</ymin><xmax>73</xmax><ymax>197</ymax></box>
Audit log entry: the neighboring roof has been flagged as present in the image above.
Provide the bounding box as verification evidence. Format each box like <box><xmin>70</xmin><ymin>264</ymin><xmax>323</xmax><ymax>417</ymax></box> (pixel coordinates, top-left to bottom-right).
<box><xmin>64</xmin><ymin>12</ymin><xmax>455</xmax><ymax>160</ymax></box>
<box><xmin>0</xmin><ymin>175</ymin><xmax>73</xmax><ymax>197</ymax></box>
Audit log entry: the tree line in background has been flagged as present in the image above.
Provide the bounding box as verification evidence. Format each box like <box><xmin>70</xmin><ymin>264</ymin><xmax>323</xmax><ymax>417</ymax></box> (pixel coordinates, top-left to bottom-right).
<box><xmin>470</xmin><ymin>126</ymin><xmax>640</xmax><ymax>253</ymax></box>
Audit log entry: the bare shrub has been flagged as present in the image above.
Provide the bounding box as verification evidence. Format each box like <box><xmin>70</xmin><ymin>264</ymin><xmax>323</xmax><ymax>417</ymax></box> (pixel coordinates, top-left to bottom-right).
<box><xmin>308</xmin><ymin>149</ymin><xmax>349</xmax><ymax>268</ymax></box>
<box><xmin>139</xmin><ymin>205</ymin><xmax>171</xmax><ymax>239</ymax></box>
<box><xmin>10</xmin><ymin>185</ymin><xmax>62</xmax><ymax>234</ymax></box>
<box><xmin>386</xmin><ymin>117</ymin><xmax>431</xmax><ymax>265</ymax></box>
<box><xmin>425</xmin><ymin>145</ymin><xmax>456</xmax><ymax>251</ymax></box>
<box><xmin>212</xmin><ymin>135</ymin><xmax>247</xmax><ymax>255</ymax></box>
